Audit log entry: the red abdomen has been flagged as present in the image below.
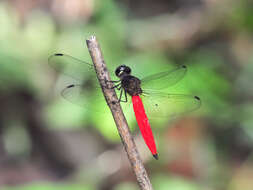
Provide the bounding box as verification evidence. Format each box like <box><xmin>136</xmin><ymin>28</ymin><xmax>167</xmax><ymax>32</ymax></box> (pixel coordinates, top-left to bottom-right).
<box><xmin>132</xmin><ymin>95</ymin><xmax>158</xmax><ymax>159</ymax></box>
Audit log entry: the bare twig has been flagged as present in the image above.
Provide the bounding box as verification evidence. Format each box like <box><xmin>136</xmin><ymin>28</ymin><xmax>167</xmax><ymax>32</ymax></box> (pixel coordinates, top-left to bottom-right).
<box><xmin>86</xmin><ymin>36</ymin><xmax>154</xmax><ymax>190</ymax></box>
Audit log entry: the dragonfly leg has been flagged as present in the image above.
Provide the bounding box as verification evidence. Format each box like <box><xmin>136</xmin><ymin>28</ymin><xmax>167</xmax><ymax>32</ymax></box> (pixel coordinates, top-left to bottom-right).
<box><xmin>119</xmin><ymin>90</ymin><xmax>128</xmax><ymax>103</ymax></box>
<box><xmin>118</xmin><ymin>89</ymin><xmax>123</xmax><ymax>102</ymax></box>
<box><xmin>105</xmin><ymin>80</ymin><xmax>121</xmax><ymax>85</ymax></box>
<box><xmin>108</xmin><ymin>83</ymin><xmax>121</xmax><ymax>90</ymax></box>
<box><xmin>116</xmin><ymin>85</ymin><xmax>122</xmax><ymax>90</ymax></box>
<box><xmin>123</xmin><ymin>90</ymin><xmax>128</xmax><ymax>102</ymax></box>
<box><xmin>103</xmin><ymin>80</ymin><xmax>121</xmax><ymax>89</ymax></box>
<box><xmin>109</xmin><ymin>80</ymin><xmax>121</xmax><ymax>83</ymax></box>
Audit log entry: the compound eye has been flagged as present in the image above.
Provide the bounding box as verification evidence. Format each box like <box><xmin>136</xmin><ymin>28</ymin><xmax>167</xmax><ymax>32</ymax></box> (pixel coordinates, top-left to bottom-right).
<box><xmin>115</xmin><ymin>66</ymin><xmax>125</xmax><ymax>77</ymax></box>
<box><xmin>115</xmin><ymin>67</ymin><xmax>120</xmax><ymax>76</ymax></box>
<box><xmin>126</xmin><ymin>67</ymin><xmax>131</xmax><ymax>74</ymax></box>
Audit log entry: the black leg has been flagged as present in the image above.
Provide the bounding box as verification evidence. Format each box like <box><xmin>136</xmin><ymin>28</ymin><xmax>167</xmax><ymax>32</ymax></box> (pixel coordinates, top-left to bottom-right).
<box><xmin>124</xmin><ymin>90</ymin><xmax>128</xmax><ymax>102</ymax></box>
<box><xmin>119</xmin><ymin>90</ymin><xmax>128</xmax><ymax>103</ymax></box>
<box><xmin>103</xmin><ymin>79</ymin><xmax>121</xmax><ymax>89</ymax></box>
<box><xmin>116</xmin><ymin>85</ymin><xmax>122</xmax><ymax>90</ymax></box>
<box><xmin>118</xmin><ymin>89</ymin><xmax>123</xmax><ymax>102</ymax></box>
<box><xmin>110</xmin><ymin>80</ymin><xmax>121</xmax><ymax>83</ymax></box>
<box><xmin>108</xmin><ymin>83</ymin><xmax>121</xmax><ymax>89</ymax></box>
<box><xmin>105</xmin><ymin>80</ymin><xmax>121</xmax><ymax>85</ymax></box>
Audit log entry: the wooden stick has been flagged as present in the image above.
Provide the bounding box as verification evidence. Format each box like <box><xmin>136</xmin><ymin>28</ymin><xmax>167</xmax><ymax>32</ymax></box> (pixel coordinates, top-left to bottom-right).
<box><xmin>86</xmin><ymin>36</ymin><xmax>154</xmax><ymax>190</ymax></box>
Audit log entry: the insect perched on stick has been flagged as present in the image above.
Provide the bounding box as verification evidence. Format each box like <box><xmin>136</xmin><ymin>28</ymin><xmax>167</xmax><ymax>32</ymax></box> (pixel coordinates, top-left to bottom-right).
<box><xmin>49</xmin><ymin>53</ymin><xmax>201</xmax><ymax>160</ymax></box>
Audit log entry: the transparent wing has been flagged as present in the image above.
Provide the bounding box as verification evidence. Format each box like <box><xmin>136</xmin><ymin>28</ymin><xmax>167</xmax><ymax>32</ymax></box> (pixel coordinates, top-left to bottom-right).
<box><xmin>141</xmin><ymin>65</ymin><xmax>187</xmax><ymax>90</ymax></box>
<box><xmin>141</xmin><ymin>90</ymin><xmax>201</xmax><ymax>118</ymax></box>
<box><xmin>119</xmin><ymin>93</ymin><xmax>133</xmax><ymax>116</ymax></box>
<box><xmin>48</xmin><ymin>53</ymin><xmax>96</xmax><ymax>81</ymax></box>
<box><xmin>49</xmin><ymin>53</ymin><xmax>121</xmax><ymax>111</ymax></box>
<box><xmin>59</xmin><ymin>82</ymin><xmax>128</xmax><ymax>113</ymax></box>
<box><xmin>60</xmin><ymin>83</ymin><xmax>110</xmax><ymax>112</ymax></box>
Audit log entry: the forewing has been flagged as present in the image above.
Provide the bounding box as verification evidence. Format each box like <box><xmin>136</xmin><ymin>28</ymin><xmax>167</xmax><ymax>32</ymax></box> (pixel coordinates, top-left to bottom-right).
<box><xmin>141</xmin><ymin>91</ymin><xmax>201</xmax><ymax>118</ymax></box>
<box><xmin>141</xmin><ymin>65</ymin><xmax>187</xmax><ymax>90</ymax></box>
<box><xmin>49</xmin><ymin>53</ymin><xmax>122</xmax><ymax>111</ymax></box>
<box><xmin>48</xmin><ymin>53</ymin><xmax>96</xmax><ymax>81</ymax></box>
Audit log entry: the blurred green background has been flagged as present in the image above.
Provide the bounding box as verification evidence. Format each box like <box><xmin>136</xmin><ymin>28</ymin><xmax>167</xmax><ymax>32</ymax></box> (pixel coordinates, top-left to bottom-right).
<box><xmin>0</xmin><ymin>0</ymin><xmax>253</xmax><ymax>189</ymax></box>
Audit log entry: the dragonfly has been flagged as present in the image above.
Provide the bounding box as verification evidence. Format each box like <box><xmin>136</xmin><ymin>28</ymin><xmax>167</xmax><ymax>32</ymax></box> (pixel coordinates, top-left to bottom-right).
<box><xmin>48</xmin><ymin>53</ymin><xmax>201</xmax><ymax>160</ymax></box>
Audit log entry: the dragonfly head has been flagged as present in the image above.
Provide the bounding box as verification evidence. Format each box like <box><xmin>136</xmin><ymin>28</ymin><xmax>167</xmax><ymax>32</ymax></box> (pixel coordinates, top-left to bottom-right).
<box><xmin>115</xmin><ymin>65</ymin><xmax>131</xmax><ymax>78</ymax></box>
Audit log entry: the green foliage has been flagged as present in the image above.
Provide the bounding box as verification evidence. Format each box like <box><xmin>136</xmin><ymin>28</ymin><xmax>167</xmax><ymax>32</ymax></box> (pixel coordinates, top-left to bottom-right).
<box><xmin>2</xmin><ymin>183</ymin><xmax>94</xmax><ymax>190</ymax></box>
<box><xmin>153</xmin><ymin>175</ymin><xmax>200</xmax><ymax>190</ymax></box>
<box><xmin>229</xmin><ymin>0</ymin><xmax>253</xmax><ymax>32</ymax></box>
<box><xmin>1</xmin><ymin>0</ymin><xmax>253</xmax><ymax>189</ymax></box>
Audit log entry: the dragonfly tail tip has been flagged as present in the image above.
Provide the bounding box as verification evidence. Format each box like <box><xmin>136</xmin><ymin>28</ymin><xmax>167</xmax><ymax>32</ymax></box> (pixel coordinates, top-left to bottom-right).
<box><xmin>153</xmin><ymin>154</ymin><xmax>159</xmax><ymax>160</ymax></box>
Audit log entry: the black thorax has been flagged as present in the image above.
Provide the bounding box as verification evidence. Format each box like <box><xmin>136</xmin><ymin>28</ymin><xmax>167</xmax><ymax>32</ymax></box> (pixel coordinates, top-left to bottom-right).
<box><xmin>121</xmin><ymin>75</ymin><xmax>142</xmax><ymax>96</ymax></box>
